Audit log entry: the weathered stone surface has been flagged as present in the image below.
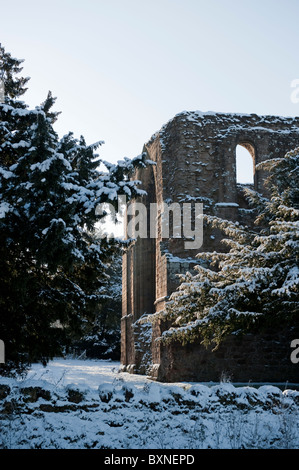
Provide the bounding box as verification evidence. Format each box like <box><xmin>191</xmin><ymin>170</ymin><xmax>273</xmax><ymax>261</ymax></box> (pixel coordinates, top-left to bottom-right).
<box><xmin>121</xmin><ymin>110</ymin><xmax>299</xmax><ymax>383</ymax></box>
<box><xmin>67</xmin><ymin>387</ymin><xmax>85</xmax><ymax>404</ymax></box>
<box><xmin>20</xmin><ymin>386</ymin><xmax>51</xmax><ymax>402</ymax></box>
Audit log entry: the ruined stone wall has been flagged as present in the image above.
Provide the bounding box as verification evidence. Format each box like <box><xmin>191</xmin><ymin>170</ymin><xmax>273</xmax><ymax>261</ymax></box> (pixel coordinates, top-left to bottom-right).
<box><xmin>158</xmin><ymin>325</ymin><xmax>299</xmax><ymax>383</ymax></box>
<box><xmin>121</xmin><ymin>110</ymin><xmax>299</xmax><ymax>382</ymax></box>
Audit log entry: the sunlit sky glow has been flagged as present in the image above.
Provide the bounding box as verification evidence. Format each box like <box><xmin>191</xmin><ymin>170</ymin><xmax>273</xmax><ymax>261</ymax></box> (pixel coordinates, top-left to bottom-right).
<box><xmin>2</xmin><ymin>0</ymin><xmax>299</xmax><ymax>179</ymax></box>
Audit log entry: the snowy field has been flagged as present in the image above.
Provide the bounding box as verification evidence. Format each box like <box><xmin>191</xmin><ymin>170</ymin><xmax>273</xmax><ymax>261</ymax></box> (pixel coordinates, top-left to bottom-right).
<box><xmin>0</xmin><ymin>358</ymin><xmax>299</xmax><ymax>449</ymax></box>
<box><xmin>28</xmin><ymin>358</ymin><xmax>147</xmax><ymax>389</ymax></box>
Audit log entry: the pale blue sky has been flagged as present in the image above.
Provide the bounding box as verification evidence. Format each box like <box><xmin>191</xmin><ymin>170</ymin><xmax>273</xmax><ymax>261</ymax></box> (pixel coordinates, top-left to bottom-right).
<box><xmin>1</xmin><ymin>0</ymin><xmax>299</xmax><ymax>176</ymax></box>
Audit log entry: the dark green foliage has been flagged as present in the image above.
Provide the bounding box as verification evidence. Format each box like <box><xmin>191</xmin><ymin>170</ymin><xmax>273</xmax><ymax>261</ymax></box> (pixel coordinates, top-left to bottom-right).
<box><xmin>0</xmin><ymin>45</ymin><xmax>149</xmax><ymax>376</ymax></box>
<box><xmin>70</xmin><ymin>252</ymin><xmax>123</xmax><ymax>360</ymax></box>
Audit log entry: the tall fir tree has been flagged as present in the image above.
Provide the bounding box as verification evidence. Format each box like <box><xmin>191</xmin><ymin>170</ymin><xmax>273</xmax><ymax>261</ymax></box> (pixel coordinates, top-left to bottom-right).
<box><xmin>0</xmin><ymin>45</ymin><xmax>150</xmax><ymax>375</ymax></box>
<box><xmin>150</xmin><ymin>148</ymin><xmax>299</xmax><ymax>349</ymax></box>
<box><xmin>72</xmin><ymin>250</ymin><xmax>123</xmax><ymax>360</ymax></box>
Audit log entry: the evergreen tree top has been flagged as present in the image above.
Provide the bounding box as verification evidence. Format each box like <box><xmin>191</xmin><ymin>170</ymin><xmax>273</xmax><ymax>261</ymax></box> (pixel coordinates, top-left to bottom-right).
<box><xmin>0</xmin><ymin>43</ymin><xmax>30</xmax><ymax>102</ymax></box>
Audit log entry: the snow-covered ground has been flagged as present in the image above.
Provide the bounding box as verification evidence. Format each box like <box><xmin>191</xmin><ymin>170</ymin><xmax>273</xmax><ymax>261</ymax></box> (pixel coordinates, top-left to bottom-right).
<box><xmin>0</xmin><ymin>358</ymin><xmax>299</xmax><ymax>449</ymax></box>
<box><xmin>27</xmin><ymin>358</ymin><xmax>144</xmax><ymax>389</ymax></box>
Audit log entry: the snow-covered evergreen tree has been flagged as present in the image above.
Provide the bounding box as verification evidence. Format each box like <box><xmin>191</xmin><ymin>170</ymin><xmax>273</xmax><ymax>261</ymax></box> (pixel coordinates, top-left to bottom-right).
<box><xmin>0</xmin><ymin>45</ymin><xmax>149</xmax><ymax>375</ymax></box>
<box><xmin>153</xmin><ymin>148</ymin><xmax>299</xmax><ymax>349</ymax></box>
<box><xmin>72</xmin><ymin>250</ymin><xmax>123</xmax><ymax>360</ymax></box>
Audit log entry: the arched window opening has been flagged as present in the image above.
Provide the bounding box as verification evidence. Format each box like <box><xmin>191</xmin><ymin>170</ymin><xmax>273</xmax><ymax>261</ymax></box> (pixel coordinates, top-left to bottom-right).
<box><xmin>236</xmin><ymin>143</ymin><xmax>254</xmax><ymax>185</ymax></box>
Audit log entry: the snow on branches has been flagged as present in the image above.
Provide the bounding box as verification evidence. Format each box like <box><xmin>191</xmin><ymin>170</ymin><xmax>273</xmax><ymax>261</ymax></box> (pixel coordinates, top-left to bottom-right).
<box><xmin>151</xmin><ymin>148</ymin><xmax>299</xmax><ymax>349</ymax></box>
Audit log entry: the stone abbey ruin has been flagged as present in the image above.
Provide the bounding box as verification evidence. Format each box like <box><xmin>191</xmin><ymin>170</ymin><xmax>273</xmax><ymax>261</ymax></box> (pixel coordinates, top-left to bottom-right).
<box><xmin>121</xmin><ymin>110</ymin><xmax>299</xmax><ymax>383</ymax></box>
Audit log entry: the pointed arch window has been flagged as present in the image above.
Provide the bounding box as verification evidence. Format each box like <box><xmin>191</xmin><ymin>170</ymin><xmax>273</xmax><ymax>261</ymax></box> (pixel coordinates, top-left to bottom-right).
<box><xmin>236</xmin><ymin>143</ymin><xmax>255</xmax><ymax>185</ymax></box>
